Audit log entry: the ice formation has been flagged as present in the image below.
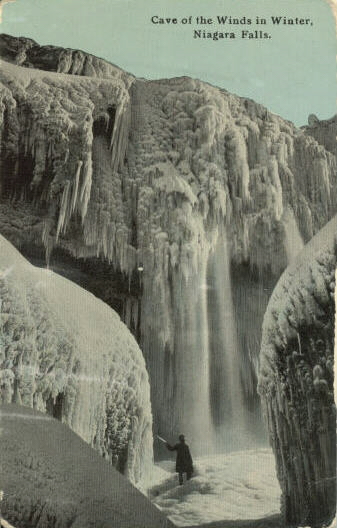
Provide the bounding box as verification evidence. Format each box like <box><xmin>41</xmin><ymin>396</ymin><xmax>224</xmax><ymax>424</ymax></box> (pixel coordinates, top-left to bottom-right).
<box><xmin>0</xmin><ymin>34</ymin><xmax>336</xmax><ymax>450</ymax></box>
<box><xmin>304</xmin><ymin>115</ymin><xmax>337</xmax><ymax>158</ymax></box>
<box><xmin>258</xmin><ymin>216</ymin><xmax>337</xmax><ymax>527</ymax></box>
<box><xmin>0</xmin><ymin>404</ymin><xmax>172</xmax><ymax>528</ymax></box>
<box><xmin>0</xmin><ymin>234</ymin><xmax>153</xmax><ymax>484</ymax></box>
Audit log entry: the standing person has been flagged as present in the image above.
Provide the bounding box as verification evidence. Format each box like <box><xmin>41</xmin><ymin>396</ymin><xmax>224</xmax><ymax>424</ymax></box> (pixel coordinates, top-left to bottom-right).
<box><xmin>166</xmin><ymin>434</ymin><xmax>193</xmax><ymax>485</ymax></box>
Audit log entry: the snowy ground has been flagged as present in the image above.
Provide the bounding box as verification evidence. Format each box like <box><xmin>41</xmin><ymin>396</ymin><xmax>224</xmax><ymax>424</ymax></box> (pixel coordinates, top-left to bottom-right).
<box><xmin>143</xmin><ymin>449</ymin><xmax>281</xmax><ymax>527</ymax></box>
<box><xmin>0</xmin><ymin>404</ymin><xmax>172</xmax><ymax>528</ymax></box>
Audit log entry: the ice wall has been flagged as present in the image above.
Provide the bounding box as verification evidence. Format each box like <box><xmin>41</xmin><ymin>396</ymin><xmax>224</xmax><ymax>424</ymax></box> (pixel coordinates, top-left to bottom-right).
<box><xmin>0</xmin><ymin>37</ymin><xmax>337</xmax><ymax>452</ymax></box>
<box><xmin>258</xmin><ymin>216</ymin><xmax>337</xmax><ymax>526</ymax></box>
<box><xmin>0</xmin><ymin>234</ymin><xmax>153</xmax><ymax>484</ymax></box>
<box><xmin>128</xmin><ymin>79</ymin><xmax>336</xmax><ymax>446</ymax></box>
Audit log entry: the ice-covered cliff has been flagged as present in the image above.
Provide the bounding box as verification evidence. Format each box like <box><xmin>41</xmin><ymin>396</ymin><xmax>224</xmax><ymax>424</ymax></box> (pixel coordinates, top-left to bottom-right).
<box><xmin>0</xmin><ymin>234</ymin><xmax>153</xmax><ymax>484</ymax></box>
<box><xmin>304</xmin><ymin>115</ymin><xmax>337</xmax><ymax>158</ymax></box>
<box><xmin>258</xmin><ymin>216</ymin><xmax>337</xmax><ymax>527</ymax></box>
<box><xmin>0</xmin><ymin>404</ymin><xmax>172</xmax><ymax>528</ymax></box>
<box><xmin>0</xmin><ymin>34</ymin><xmax>336</xmax><ymax>450</ymax></box>
<box><xmin>0</xmin><ymin>33</ymin><xmax>134</xmax><ymax>83</ymax></box>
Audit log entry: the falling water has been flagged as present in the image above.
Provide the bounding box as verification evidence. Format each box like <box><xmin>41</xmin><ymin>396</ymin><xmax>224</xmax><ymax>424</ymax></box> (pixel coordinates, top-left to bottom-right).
<box><xmin>283</xmin><ymin>206</ymin><xmax>304</xmax><ymax>263</ymax></box>
<box><xmin>166</xmin><ymin>210</ymin><xmax>305</xmax><ymax>454</ymax></box>
<box><xmin>172</xmin><ymin>256</ymin><xmax>215</xmax><ymax>454</ymax></box>
<box><xmin>207</xmin><ymin>228</ymin><xmax>248</xmax><ymax>450</ymax></box>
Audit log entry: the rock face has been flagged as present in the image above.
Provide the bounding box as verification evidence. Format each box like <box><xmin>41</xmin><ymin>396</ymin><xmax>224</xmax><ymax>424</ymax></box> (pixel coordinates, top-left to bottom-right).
<box><xmin>303</xmin><ymin>115</ymin><xmax>337</xmax><ymax>158</ymax></box>
<box><xmin>0</xmin><ymin>34</ymin><xmax>336</xmax><ymax>449</ymax></box>
<box><xmin>0</xmin><ymin>404</ymin><xmax>172</xmax><ymax>528</ymax></box>
<box><xmin>0</xmin><ymin>234</ymin><xmax>153</xmax><ymax>484</ymax></box>
<box><xmin>0</xmin><ymin>33</ymin><xmax>134</xmax><ymax>83</ymax></box>
<box><xmin>258</xmin><ymin>217</ymin><xmax>337</xmax><ymax>527</ymax></box>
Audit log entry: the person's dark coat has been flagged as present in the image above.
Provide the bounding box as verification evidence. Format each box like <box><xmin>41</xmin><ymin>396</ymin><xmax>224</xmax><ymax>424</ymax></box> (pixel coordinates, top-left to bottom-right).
<box><xmin>167</xmin><ymin>442</ymin><xmax>193</xmax><ymax>474</ymax></box>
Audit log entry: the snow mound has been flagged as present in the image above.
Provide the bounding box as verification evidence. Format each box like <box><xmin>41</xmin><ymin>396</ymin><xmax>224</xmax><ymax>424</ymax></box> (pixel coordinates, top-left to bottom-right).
<box><xmin>0</xmin><ymin>404</ymin><xmax>172</xmax><ymax>528</ymax></box>
<box><xmin>148</xmin><ymin>449</ymin><xmax>281</xmax><ymax>527</ymax></box>
<box><xmin>258</xmin><ymin>216</ymin><xmax>337</xmax><ymax>526</ymax></box>
<box><xmin>0</xmin><ymin>234</ymin><xmax>153</xmax><ymax>484</ymax></box>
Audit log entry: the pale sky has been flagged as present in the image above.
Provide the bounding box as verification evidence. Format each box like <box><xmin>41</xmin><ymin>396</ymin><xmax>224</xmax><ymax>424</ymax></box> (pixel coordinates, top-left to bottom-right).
<box><xmin>1</xmin><ymin>0</ymin><xmax>336</xmax><ymax>126</ymax></box>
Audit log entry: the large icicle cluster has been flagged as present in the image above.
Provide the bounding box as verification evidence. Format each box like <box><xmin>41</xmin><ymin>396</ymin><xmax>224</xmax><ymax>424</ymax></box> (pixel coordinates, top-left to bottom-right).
<box><xmin>0</xmin><ymin>35</ymin><xmax>336</xmax><ymax>449</ymax></box>
<box><xmin>0</xmin><ymin>59</ymin><xmax>133</xmax><ymax>266</ymax></box>
<box><xmin>258</xmin><ymin>217</ymin><xmax>337</xmax><ymax>527</ymax></box>
<box><xmin>0</xmin><ymin>234</ymin><xmax>153</xmax><ymax>484</ymax></box>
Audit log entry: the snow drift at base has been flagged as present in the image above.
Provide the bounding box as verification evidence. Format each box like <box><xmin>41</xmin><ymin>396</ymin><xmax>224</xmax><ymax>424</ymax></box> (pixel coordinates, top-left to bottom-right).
<box><xmin>146</xmin><ymin>449</ymin><xmax>280</xmax><ymax>527</ymax></box>
<box><xmin>0</xmin><ymin>404</ymin><xmax>172</xmax><ymax>528</ymax></box>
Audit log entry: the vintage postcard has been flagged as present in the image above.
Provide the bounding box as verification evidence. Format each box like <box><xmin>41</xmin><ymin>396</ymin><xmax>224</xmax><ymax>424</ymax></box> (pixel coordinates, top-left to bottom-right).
<box><xmin>0</xmin><ymin>0</ymin><xmax>336</xmax><ymax>527</ymax></box>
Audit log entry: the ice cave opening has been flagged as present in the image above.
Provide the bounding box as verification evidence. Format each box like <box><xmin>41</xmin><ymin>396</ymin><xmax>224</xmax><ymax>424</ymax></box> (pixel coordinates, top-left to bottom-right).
<box><xmin>46</xmin><ymin>392</ymin><xmax>65</xmax><ymax>420</ymax></box>
<box><xmin>93</xmin><ymin>105</ymin><xmax>116</xmax><ymax>139</ymax></box>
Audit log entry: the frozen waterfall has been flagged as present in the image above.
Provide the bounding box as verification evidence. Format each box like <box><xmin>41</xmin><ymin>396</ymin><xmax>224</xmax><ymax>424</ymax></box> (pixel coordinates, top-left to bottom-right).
<box><xmin>158</xmin><ymin>227</ymin><xmax>255</xmax><ymax>454</ymax></box>
<box><xmin>282</xmin><ymin>206</ymin><xmax>305</xmax><ymax>263</ymax></box>
<box><xmin>172</xmin><ymin>256</ymin><xmax>215</xmax><ymax>453</ymax></box>
<box><xmin>207</xmin><ymin>229</ymin><xmax>248</xmax><ymax>449</ymax></box>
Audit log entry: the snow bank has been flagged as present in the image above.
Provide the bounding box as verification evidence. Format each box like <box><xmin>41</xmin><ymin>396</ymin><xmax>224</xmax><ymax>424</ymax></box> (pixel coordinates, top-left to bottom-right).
<box><xmin>148</xmin><ymin>449</ymin><xmax>280</xmax><ymax>527</ymax></box>
<box><xmin>258</xmin><ymin>216</ymin><xmax>337</xmax><ymax>527</ymax></box>
<box><xmin>0</xmin><ymin>234</ymin><xmax>153</xmax><ymax>484</ymax></box>
<box><xmin>0</xmin><ymin>404</ymin><xmax>172</xmax><ymax>528</ymax></box>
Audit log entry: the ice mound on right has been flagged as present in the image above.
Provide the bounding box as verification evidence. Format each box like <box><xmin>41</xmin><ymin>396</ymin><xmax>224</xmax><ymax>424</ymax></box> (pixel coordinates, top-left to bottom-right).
<box><xmin>258</xmin><ymin>215</ymin><xmax>337</xmax><ymax>527</ymax></box>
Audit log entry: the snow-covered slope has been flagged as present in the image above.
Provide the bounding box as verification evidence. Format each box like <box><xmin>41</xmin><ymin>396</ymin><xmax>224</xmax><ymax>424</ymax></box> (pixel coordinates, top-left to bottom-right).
<box><xmin>0</xmin><ymin>404</ymin><xmax>172</xmax><ymax>528</ymax></box>
<box><xmin>149</xmin><ymin>449</ymin><xmax>280</xmax><ymax>527</ymax></box>
<box><xmin>0</xmin><ymin>34</ymin><xmax>336</xmax><ymax>450</ymax></box>
<box><xmin>258</xmin><ymin>216</ymin><xmax>337</xmax><ymax>527</ymax></box>
<box><xmin>0</xmin><ymin>234</ymin><xmax>153</xmax><ymax>484</ymax></box>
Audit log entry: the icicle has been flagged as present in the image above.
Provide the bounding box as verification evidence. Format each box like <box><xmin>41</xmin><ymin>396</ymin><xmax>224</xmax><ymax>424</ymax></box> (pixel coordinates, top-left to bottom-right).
<box><xmin>79</xmin><ymin>158</ymin><xmax>93</xmax><ymax>220</ymax></box>
<box><xmin>132</xmin><ymin>299</ymin><xmax>139</xmax><ymax>332</ymax></box>
<box><xmin>56</xmin><ymin>180</ymin><xmax>71</xmax><ymax>240</ymax></box>
<box><xmin>70</xmin><ymin>160</ymin><xmax>83</xmax><ymax>214</ymax></box>
<box><xmin>42</xmin><ymin>220</ymin><xmax>54</xmax><ymax>267</ymax></box>
<box><xmin>110</xmin><ymin>101</ymin><xmax>131</xmax><ymax>172</ymax></box>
